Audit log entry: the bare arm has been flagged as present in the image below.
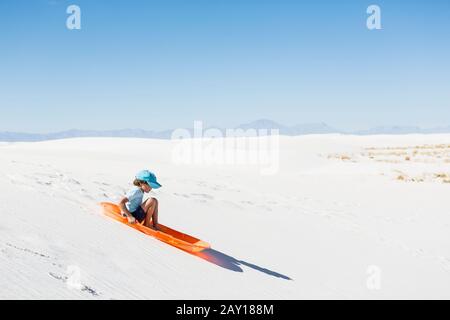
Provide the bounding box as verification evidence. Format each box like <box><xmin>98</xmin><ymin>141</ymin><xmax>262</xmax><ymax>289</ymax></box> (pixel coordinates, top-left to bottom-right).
<box><xmin>119</xmin><ymin>197</ymin><xmax>136</xmax><ymax>223</ymax></box>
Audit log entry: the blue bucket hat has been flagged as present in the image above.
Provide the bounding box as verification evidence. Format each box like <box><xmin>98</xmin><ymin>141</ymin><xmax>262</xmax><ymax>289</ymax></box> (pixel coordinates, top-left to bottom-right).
<box><xmin>136</xmin><ymin>170</ymin><xmax>162</xmax><ymax>189</ymax></box>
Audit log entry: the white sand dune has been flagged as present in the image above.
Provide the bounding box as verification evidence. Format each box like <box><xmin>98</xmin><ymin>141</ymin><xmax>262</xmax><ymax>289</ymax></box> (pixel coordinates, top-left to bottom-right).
<box><xmin>1</xmin><ymin>134</ymin><xmax>450</xmax><ymax>299</ymax></box>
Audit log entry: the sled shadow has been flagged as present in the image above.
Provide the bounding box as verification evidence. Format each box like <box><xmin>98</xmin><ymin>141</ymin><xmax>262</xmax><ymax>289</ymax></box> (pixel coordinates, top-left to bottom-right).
<box><xmin>190</xmin><ymin>248</ymin><xmax>292</xmax><ymax>281</ymax></box>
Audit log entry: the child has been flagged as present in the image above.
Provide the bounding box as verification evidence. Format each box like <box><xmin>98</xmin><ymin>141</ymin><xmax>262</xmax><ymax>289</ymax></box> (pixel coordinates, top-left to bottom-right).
<box><xmin>119</xmin><ymin>170</ymin><xmax>162</xmax><ymax>230</ymax></box>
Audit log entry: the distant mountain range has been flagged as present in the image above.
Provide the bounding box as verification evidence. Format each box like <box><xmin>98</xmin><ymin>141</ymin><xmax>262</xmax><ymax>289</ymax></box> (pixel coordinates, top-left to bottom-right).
<box><xmin>1</xmin><ymin>119</ymin><xmax>449</xmax><ymax>142</ymax></box>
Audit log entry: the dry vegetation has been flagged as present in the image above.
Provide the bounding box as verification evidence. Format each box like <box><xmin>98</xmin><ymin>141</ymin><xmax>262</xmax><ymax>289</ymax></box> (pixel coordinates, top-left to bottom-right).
<box><xmin>327</xmin><ymin>144</ymin><xmax>450</xmax><ymax>184</ymax></box>
<box><xmin>361</xmin><ymin>144</ymin><xmax>450</xmax><ymax>165</ymax></box>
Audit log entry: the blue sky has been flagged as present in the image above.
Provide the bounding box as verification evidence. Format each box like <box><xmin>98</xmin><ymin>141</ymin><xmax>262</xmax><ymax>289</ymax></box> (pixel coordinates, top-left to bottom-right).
<box><xmin>0</xmin><ymin>0</ymin><xmax>449</xmax><ymax>132</ymax></box>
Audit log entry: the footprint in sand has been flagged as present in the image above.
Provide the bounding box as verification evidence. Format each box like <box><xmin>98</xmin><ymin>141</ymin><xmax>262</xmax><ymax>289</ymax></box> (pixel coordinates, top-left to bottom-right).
<box><xmin>5</xmin><ymin>242</ymin><xmax>52</xmax><ymax>260</ymax></box>
<box><xmin>173</xmin><ymin>192</ymin><xmax>190</xmax><ymax>198</ymax></box>
<box><xmin>437</xmin><ymin>256</ymin><xmax>450</xmax><ymax>272</ymax></box>
<box><xmin>93</xmin><ymin>181</ymin><xmax>111</xmax><ymax>186</ymax></box>
<box><xmin>48</xmin><ymin>272</ymin><xmax>100</xmax><ymax>297</ymax></box>
<box><xmin>190</xmin><ymin>193</ymin><xmax>214</xmax><ymax>200</ymax></box>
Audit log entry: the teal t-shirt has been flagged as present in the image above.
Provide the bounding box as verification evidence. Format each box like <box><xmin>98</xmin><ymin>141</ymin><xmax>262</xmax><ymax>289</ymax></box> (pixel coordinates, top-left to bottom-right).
<box><xmin>125</xmin><ymin>187</ymin><xmax>144</xmax><ymax>212</ymax></box>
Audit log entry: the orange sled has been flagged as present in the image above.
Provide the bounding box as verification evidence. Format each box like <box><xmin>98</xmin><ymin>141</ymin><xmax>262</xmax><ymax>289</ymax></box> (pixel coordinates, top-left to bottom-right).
<box><xmin>100</xmin><ymin>202</ymin><xmax>210</xmax><ymax>253</ymax></box>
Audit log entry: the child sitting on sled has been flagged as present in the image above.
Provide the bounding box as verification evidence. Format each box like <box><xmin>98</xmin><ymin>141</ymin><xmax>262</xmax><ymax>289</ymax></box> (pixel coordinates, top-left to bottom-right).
<box><xmin>119</xmin><ymin>170</ymin><xmax>161</xmax><ymax>230</ymax></box>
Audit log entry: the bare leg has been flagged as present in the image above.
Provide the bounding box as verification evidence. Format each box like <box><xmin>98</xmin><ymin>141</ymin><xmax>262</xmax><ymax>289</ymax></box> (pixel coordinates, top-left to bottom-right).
<box><xmin>141</xmin><ymin>198</ymin><xmax>159</xmax><ymax>229</ymax></box>
<box><xmin>152</xmin><ymin>201</ymin><xmax>159</xmax><ymax>229</ymax></box>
